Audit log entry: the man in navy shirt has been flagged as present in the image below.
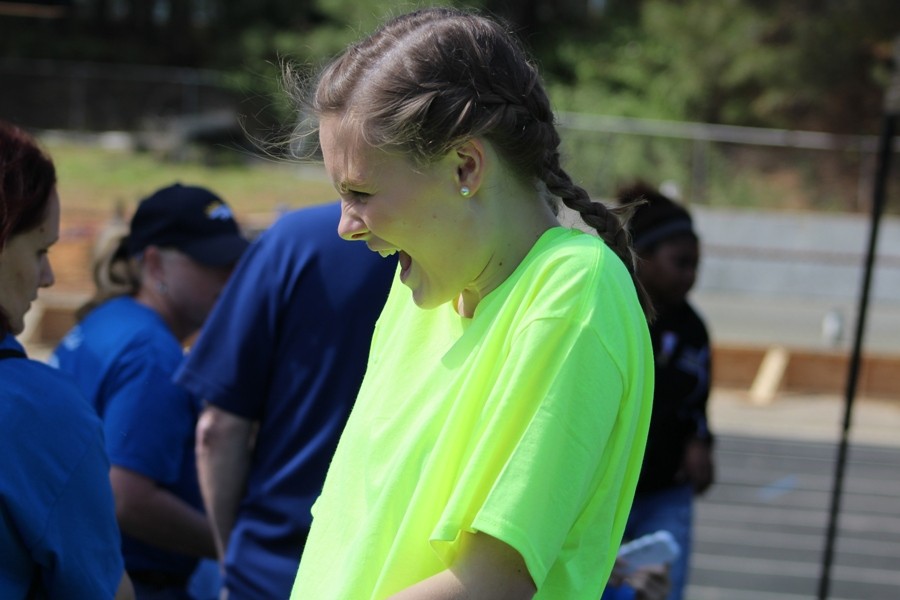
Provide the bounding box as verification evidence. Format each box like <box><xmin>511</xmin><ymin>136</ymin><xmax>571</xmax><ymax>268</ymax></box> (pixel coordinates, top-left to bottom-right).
<box><xmin>175</xmin><ymin>201</ymin><xmax>396</xmax><ymax>599</ymax></box>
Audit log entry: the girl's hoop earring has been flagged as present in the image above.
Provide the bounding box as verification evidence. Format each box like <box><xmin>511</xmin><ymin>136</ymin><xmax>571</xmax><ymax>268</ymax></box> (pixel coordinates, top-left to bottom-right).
<box><xmin>460</xmin><ymin>186</ymin><xmax>471</xmax><ymax>197</ymax></box>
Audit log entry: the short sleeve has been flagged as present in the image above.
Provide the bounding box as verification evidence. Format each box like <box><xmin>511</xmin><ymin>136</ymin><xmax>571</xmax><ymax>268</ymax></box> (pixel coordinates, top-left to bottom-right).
<box><xmin>434</xmin><ymin>317</ymin><xmax>628</xmax><ymax>587</ymax></box>
<box><xmin>175</xmin><ymin>228</ymin><xmax>283</xmax><ymax>418</ymax></box>
<box><xmin>102</xmin><ymin>341</ymin><xmax>196</xmax><ymax>484</ymax></box>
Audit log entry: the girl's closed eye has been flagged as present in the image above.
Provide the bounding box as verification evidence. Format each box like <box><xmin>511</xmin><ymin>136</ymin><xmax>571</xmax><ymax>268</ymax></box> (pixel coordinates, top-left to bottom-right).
<box><xmin>338</xmin><ymin>181</ymin><xmax>371</xmax><ymax>203</ymax></box>
<box><xmin>348</xmin><ymin>190</ymin><xmax>371</xmax><ymax>202</ymax></box>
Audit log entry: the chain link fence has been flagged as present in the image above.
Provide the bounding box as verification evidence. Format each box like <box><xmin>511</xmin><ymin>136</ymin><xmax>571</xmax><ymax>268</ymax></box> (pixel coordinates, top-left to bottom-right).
<box><xmin>5</xmin><ymin>58</ymin><xmax>898</xmax><ymax>215</ymax></box>
<box><xmin>558</xmin><ymin>112</ymin><xmax>900</xmax><ymax>214</ymax></box>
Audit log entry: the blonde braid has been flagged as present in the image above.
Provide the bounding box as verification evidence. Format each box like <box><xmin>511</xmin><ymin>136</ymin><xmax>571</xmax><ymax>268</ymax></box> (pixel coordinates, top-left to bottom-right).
<box><xmin>75</xmin><ymin>223</ymin><xmax>141</xmax><ymax>321</ymax></box>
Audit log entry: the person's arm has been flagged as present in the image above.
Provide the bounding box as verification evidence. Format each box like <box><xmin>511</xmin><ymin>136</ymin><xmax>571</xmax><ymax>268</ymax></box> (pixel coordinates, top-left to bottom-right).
<box><xmin>388</xmin><ymin>532</ymin><xmax>536</xmax><ymax>600</ymax></box>
<box><xmin>626</xmin><ymin>565</ymin><xmax>670</xmax><ymax>600</ymax></box>
<box><xmin>110</xmin><ymin>466</ymin><xmax>217</xmax><ymax>558</ymax></box>
<box><xmin>604</xmin><ymin>560</ymin><xmax>668</xmax><ymax>600</ymax></box>
<box><xmin>195</xmin><ymin>404</ymin><xmax>256</xmax><ymax>559</ymax></box>
<box><xmin>681</xmin><ymin>437</ymin><xmax>714</xmax><ymax>494</ymax></box>
<box><xmin>683</xmin><ymin>324</ymin><xmax>715</xmax><ymax>495</ymax></box>
<box><xmin>115</xmin><ymin>572</ymin><xmax>135</xmax><ymax>600</ymax></box>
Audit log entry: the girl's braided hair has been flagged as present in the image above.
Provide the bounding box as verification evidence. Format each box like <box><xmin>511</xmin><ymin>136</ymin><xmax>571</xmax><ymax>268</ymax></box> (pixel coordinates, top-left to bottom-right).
<box><xmin>292</xmin><ymin>7</ymin><xmax>652</xmax><ymax>318</ymax></box>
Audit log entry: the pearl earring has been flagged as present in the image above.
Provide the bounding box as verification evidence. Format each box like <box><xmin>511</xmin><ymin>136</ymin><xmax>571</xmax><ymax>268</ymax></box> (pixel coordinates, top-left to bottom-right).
<box><xmin>460</xmin><ymin>186</ymin><xmax>471</xmax><ymax>197</ymax></box>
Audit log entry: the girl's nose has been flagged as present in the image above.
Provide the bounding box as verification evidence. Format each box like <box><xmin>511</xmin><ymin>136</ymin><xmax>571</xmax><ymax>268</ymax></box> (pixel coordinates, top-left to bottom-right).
<box><xmin>337</xmin><ymin>202</ymin><xmax>369</xmax><ymax>241</ymax></box>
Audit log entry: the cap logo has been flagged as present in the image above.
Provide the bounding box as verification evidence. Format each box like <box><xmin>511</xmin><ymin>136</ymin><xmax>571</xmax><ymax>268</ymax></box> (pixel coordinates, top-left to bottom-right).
<box><xmin>205</xmin><ymin>201</ymin><xmax>234</xmax><ymax>221</ymax></box>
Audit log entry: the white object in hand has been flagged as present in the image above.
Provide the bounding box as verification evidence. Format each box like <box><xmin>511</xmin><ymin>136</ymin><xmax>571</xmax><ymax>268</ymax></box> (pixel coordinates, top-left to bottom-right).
<box><xmin>616</xmin><ymin>530</ymin><xmax>681</xmax><ymax>573</ymax></box>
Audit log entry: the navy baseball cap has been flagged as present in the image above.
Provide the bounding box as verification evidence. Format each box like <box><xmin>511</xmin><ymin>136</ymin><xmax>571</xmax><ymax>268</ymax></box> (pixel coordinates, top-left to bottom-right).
<box><xmin>126</xmin><ymin>183</ymin><xmax>249</xmax><ymax>267</ymax></box>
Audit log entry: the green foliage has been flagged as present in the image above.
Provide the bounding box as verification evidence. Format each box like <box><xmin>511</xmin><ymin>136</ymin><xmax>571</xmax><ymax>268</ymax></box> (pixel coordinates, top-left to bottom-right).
<box><xmin>212</xmin><ymin>0</ymin><xmax>475</xmax><ymax>139</ymax></box>
<box><xmin>214</xmin><ymin>24</ymin><xmax>355</xmax><ymax>135</ymax></box>
<box><xmin>5</xmin><ymin>0</ymin><xmax>896</xmax><ymax>213</ymax></box>
<box><xmin>560</xmin><ymin>129</ymin><xmax>694</xmax><ymax>200</ymax></box>
<box><xmin>534</xmin><ymin>0</ymin><xmax>899</xmax><ymax>212</ymax></box>
<box><xmin>542</xmin><ymin>0</ymin><xmax>896</xmax><ymax>135</ymax></box>
<box><xmin>3</xmin><ymin>0</ymin><xmax>893</xmax><ymax>135</ymax></box>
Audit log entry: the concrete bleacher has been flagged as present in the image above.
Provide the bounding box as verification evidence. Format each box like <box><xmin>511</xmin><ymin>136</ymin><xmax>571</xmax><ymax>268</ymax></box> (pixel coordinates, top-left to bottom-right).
<box><xmin>691</xmin><ymin>206</ymin><xmax>900</xmax><ymax>402</ymax></box>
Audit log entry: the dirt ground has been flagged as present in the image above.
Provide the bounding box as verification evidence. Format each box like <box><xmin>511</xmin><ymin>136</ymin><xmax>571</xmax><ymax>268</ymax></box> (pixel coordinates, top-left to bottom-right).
<box><xmin>53</xmin><ymin>209</ymin><xmax>111</xmax><ymax>294</ymax></box>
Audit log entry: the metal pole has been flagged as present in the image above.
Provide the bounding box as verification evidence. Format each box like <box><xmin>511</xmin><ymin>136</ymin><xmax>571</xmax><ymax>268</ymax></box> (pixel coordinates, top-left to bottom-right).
<box><xmin>816</xmin><ymin>37</ymin><xmax>900</xmax><ymax>600</ymax></box>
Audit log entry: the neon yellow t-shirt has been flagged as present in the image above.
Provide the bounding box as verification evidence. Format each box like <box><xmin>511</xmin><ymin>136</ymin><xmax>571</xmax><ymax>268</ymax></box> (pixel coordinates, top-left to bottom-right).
<box><xmin>291</xmin><ymin>227</ymin><xmax>653</xmax><ymax>599</ymax></box>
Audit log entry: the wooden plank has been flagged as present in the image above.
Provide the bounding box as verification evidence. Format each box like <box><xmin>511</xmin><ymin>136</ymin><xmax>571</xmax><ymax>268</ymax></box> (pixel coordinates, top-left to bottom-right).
<box><xmin>749</xmin><ymin>346</ymin><xmax>791</xmax><ymax>405</ymax></box>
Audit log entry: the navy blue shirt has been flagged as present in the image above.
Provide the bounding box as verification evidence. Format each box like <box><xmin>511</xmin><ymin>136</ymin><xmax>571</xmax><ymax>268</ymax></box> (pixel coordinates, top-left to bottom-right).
<box><xmin>1</xmin><ymin>334</ymin><xmax>124</xmax><ymax>598</ymax></box>
<box><xmin>637</xmin><ymin>300</ymin><xmax>711</xmax><ymax>493</ymax></box>
<box><xmin>175</xmin><ymin>202</ymin><xmax>396</xmax><ymax>599</ymax></box>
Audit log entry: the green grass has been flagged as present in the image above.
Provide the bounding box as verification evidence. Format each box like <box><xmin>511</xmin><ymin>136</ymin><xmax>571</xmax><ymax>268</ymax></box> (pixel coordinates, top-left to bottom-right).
<box><xmin>42</xmin><ymin>139</ymin><xmax>338</xmax><ymax>219</ymax></box>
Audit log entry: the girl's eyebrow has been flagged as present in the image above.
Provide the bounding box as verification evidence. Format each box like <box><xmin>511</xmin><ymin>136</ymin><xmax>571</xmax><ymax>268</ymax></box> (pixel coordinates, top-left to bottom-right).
<box><xmin>338</xmin><ymin>177</ymin><xmax>368</xmax><ymax>193</ymax></box>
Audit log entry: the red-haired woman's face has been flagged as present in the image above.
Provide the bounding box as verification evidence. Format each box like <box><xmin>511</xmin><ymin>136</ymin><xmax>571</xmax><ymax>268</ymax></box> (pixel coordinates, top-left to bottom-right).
<box><xmin>0</xmin><ymin>188</ymin><xmax>59</xmax><ymax>334</ymax></box>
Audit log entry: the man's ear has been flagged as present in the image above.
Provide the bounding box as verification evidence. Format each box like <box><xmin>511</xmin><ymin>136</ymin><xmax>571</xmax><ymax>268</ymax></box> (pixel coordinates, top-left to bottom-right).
<box><xmin>454</xmin><ymin>138</ymin><xmax>487</xmax><ymax>195</ymax></box>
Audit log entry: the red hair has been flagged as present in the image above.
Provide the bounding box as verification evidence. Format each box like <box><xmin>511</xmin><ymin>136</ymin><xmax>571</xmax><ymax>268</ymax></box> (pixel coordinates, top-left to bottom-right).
<box><xmin>0</xmin><ymin>120</ymin><xmax>57</xmax><ymax>332</ymax></box>
<box><xmin>0</xmin><ymin>121</ymin><xmax>56</xmax><ymax>249</ymax></box>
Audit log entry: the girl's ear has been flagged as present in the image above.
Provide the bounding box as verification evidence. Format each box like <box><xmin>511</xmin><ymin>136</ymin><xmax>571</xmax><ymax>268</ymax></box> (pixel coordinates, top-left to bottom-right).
<box><xmin>454</xmin><ymin>138</ymin><xmax>487</xmax><ymax>195</ymax></box>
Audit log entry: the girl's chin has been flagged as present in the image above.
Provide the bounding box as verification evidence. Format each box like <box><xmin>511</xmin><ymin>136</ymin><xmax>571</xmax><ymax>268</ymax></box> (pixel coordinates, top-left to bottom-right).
<box><xmin>407</xmin><ymin>284</ymin><xmax>450</xmax><ymax>311</ymax></box>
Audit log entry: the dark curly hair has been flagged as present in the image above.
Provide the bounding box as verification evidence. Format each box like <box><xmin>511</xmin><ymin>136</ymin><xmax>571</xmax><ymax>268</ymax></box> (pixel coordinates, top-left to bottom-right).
<box><xmin>616</xmin><ymin>181</ymin><xmax>696</xmax><ymax>254</ymax></box>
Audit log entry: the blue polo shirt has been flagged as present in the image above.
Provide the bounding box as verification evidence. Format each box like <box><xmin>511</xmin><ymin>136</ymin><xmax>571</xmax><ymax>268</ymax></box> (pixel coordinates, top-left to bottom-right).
<box><xmin>50</xmin><ymin>297</ymin><xmax>204</xmax><ymax>577</ymax></box>
<box><xmin>175</xmin><ymin>202</ymin><xmax>395</xmax><ymax>599</ymax></box>
<box><xmin>1</xmin><ymin>333</ymin><xmax>123</xmax><ymax>598</ymax></box>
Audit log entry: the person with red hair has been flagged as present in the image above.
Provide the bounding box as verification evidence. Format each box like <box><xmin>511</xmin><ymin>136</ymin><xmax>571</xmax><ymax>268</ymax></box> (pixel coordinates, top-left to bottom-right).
<box><xmin>0</xmin><ymin>120</ymin><xmax>133</xmax><ymax>599</ymax></box>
